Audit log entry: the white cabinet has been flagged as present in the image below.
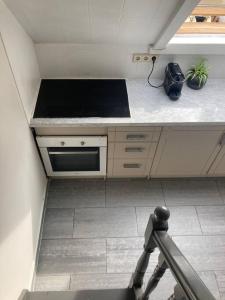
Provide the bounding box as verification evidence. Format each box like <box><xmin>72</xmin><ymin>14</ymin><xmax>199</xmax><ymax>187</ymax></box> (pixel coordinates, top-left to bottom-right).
<box><xmin>151</xmin><ymin>127</ymin><xmax>224</xmax><ymax>177</ymax></box>
<box><xmin>35</xmin><ymin>125</ymin><xmax>225</xmax><ymax>178</ymax></box>
<box><xmin>107</xmin><ymin>127</ymin><xmax>161</xmax><ymax>177</ymax></box>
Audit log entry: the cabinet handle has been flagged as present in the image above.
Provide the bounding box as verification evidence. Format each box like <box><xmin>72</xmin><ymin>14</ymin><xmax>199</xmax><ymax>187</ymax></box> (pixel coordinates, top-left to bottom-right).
<box><xmin>48</xmin><ymin>151</ymin><xmax>98</xmax><ymax>155</ymax></box>
<box><xmin>123</xmin><ymin>163</ymin><xmax>141</xmax><ymax>168</ymax></box>
<box><xmin>125</xmin><ymin>147</ymin><xmax>144</xmax><ymax>153</ymax></box>
<box><xmin>126</xmin><ymin>134</ymin><xmax>146</xmax><ymax>140</ymax></box>
<box><xmin>219</xmin><ymin>133</ymin><xmax>225</xmax><ymax>146</ymax></box>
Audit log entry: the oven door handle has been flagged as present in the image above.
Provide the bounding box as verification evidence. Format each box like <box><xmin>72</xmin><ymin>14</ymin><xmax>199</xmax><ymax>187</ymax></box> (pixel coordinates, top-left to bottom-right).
<box><xmin>48</xmin><ymin>151</ymin><xmax>98</xmax><ymax>155</ymax></box>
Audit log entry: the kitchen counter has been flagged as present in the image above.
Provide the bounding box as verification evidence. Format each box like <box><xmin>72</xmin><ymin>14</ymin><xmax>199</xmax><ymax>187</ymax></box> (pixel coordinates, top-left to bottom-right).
<box><xmin>30</xmin><ymin>79</ymin><xmax>225</xmax><ymax>127</ymax></box>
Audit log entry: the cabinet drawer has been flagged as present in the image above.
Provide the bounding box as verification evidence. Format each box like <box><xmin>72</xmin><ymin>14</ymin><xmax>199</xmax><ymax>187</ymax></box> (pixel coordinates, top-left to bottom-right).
<box><xmin>112</xmin><ymin>159</ymin><xmax>148</xmax><ymax>177</ymax></box>
<box><xmin>114</xmin><ymin>142</ymin><xmax>157</xmax><ymax>159</ymax></box>
<box><xmin>115</xmin><ymin>131</ymin><xmax>160</xmax><ymax>142</ymax></box>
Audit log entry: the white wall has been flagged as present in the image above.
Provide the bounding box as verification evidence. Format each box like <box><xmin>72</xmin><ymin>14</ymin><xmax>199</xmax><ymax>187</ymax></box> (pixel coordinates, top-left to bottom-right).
<box><xmin>35</xmin><ymin>43</ymin><xmax>225</xmax><ymax>79</ymax></box>
<box><xmin>0</xmin><ymin>2</ymin><xmax>47</xmax><ymax>300</ymax></box>
<box><xmin>0</xmin><ymin>0</ymin><xmax>41</xmax><ymax>120</ymax></box>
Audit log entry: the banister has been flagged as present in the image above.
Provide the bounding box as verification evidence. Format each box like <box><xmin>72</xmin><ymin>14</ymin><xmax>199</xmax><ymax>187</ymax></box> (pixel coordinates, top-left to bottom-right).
<box><xmin>129</xmin><ymin>206</ymin><xmax>216</xmax><ymax>300</ymax></box>
<box><xmin>153</xmin><ymin>231</ymin><xmax>215</xmax><ymax>300</ymax></box>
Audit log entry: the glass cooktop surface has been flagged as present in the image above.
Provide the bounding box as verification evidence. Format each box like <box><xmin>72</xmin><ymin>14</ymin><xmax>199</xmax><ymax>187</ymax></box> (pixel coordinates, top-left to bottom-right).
<box><xmin>33</xmin><ymin>79</ymin><xmax>130</xmax><ymax>118</ymax></box>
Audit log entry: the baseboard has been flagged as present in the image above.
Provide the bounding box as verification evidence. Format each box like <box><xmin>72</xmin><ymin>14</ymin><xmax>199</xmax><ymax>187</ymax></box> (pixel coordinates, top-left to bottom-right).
<box><xmin>30</xmin><ymin>179</ymin><xmax>50</xmax><ymax>291</ymax></box>
<box><xmin>18</xmin><ymin>289</ymin><xmax>29</xmax><ymax>300</ymax></box>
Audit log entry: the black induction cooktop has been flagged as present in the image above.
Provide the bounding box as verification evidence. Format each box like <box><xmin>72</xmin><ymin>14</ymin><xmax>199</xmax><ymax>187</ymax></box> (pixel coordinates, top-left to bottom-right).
<box><xmin>33</xmin><ymin>79</ymin><xmax>130</xmax><ymax>118</ymax></box>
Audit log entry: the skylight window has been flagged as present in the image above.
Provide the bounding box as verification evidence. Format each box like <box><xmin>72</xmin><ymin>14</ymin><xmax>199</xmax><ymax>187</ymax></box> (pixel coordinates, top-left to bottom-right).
<box><xmin>177</xmin><ymin>0</ymin><xmax>225</xmax><ymax>34</ymax></box>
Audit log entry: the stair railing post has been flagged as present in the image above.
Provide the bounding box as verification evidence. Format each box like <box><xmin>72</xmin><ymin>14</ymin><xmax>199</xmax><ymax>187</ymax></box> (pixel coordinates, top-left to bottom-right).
<box><xmin>129</xmin><ymin>206</ymin><xmax>170</xmax><ymax>289</ymax></box>
<box><xmin>140</xmin><ymin>252</ymin><xmax>168</xmax><ymax>300</ymax></box>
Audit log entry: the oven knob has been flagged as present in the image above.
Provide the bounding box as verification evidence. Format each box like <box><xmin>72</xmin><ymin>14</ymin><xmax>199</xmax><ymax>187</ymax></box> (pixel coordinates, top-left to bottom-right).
<box><xmin>61</xmin><ymin>141</ymin><xmax>65</xmax><ymax>146</ymax></box>
<box><xmin>81</xmin><ymin>141</ymin><xmax>85</xmax><ymax>146</ymax></box>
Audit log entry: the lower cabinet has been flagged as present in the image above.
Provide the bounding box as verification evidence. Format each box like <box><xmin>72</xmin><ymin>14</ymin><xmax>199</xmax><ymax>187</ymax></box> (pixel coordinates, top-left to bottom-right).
<box><xmin>151</xmin><ymin>128</ymin><xmax>224</xmax><ymax>177</ymax></box>
<box><xmin>107</xmin><ymin>127</ymin><xmax>160</xmax><ymax>177</ymax></box>
<box><xmin>35</xmin><ymin>125</ymin><xmax>225</xmax><ymax>178</ymax></box>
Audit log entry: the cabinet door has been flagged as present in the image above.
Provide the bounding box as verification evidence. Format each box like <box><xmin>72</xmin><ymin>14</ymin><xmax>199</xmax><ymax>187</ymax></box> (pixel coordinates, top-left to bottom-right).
<box><xmin>208</xmin><ymin>139</ymin><xmax>225</xmax><ymax>176</ymax></box>
<box><xmin>151</xmin><ymin>129</ymin><xmax>222</xmax><ymax>177</ymax></box>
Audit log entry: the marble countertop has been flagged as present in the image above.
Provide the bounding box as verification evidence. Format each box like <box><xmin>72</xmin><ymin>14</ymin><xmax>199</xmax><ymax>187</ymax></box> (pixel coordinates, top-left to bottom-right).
<box><xmin>30</xmin><ymin>79</ymin><xmax>225</xmax><ymax>127</ymax></box>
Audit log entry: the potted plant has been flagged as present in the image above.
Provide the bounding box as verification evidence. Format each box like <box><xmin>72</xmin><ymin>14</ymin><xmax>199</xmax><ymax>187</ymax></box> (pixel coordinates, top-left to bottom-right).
<box><xmin>186</xmin><ymin>60</ymin><xmax>208</xmax><ymax>90</ymax></box>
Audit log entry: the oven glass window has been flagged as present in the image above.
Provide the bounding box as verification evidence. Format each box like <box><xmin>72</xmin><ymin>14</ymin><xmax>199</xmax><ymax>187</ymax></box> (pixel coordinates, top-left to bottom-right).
<box><xmin>48</xmin><ymin>147</ymin><xmax>100</xmax><ymax>172</ymax></box>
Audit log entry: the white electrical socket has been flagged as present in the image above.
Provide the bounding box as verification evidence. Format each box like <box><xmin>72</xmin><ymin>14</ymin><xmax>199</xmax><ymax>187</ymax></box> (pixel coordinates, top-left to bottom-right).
<box><xmin>132</xmin><ymin>53</ymin><xmax>159</xmax><ymax>63</ymax></box>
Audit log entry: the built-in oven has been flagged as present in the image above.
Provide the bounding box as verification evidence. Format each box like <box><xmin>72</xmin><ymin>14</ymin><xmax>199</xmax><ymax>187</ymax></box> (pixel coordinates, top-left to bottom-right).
<box><xmin>36</xmin><ymin>136</ymin><xmax>107</xmax><ymax>177</ymax></box>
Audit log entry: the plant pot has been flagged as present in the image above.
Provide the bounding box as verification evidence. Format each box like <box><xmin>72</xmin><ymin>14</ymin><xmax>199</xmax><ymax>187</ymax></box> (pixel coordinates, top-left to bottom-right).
<box><xmin>195</xmin><ymin>16</ymin><xmax>206</xmax><ymax>22</ymax></box>
<box><xmin>187</xmin><ymin>77</ymin><xmax>207</xmax><ymax>90</ymax></box>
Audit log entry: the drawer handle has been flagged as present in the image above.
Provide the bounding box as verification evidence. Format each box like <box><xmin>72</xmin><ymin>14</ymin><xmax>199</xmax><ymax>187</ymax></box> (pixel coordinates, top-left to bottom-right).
<box><xmin>123</xmin><ymin>163</ymin><xmax>141</xmax><ymax>169</ymax></box>
<box><xmin>125</xmin><ymin>147</ymin><xmax>144</xmax><ymax>153</ymax></box>
<box><xmin>126</xmin><ymin>134</ymin><xmax>146</xmax><ymax>140</ymax></box>
<box><xmin>48</xmin><ymin>151</ymin><xmax>98</xmax><ymax>155</ymax></box>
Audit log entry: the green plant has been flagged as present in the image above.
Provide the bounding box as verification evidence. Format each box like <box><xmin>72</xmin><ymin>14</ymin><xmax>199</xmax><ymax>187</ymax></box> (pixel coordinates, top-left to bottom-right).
<box><xmin>186</xmin><ymin>59</ymin><xmax>208</xmax><ymax>87</ymax></box>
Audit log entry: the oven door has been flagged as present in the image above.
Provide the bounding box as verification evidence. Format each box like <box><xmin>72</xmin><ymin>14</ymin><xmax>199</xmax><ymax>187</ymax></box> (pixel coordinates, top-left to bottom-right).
<box><xmin>37</xmin><ymin>136</ymin><xmax>107</xmax><ymax>177</ymax></box>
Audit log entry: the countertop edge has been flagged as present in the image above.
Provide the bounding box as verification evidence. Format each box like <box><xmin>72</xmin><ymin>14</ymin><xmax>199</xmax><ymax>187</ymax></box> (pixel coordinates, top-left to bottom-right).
<box><xmin>29</xmin><ymin>119</ymin><xmax>225</xmax><ymax>128</ymax></box>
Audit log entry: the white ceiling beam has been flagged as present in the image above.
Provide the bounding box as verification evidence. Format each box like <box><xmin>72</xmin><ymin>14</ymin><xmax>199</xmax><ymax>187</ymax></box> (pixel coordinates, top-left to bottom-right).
<box><xmin>151</xmin><ymin>0</ymin><xmax>201</xmax><ymax>50</ymax></box>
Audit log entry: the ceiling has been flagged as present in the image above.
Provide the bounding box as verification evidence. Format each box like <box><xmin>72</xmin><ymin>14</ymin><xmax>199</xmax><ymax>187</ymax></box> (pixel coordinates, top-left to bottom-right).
<box><xmin>3</xmin><ymin>0</ymin><xmax>186</xmax><ymax>44</ymax></box>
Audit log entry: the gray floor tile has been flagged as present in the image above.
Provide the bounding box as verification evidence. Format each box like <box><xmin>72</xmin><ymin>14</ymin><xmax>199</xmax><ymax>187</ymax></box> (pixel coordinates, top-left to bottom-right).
<box><xmin>47</xmin><ymin>180</ymin><xmax>105</xmax><ymax>208</ymax></box>
<box><xmin>217</xmin><ymin>179</ymin><xmax>225</xmax><ymax>204</ymax></box>
<box><xmin>215</xmin><ymin>271</ymin><xmax>225</xmax><ymax>300</ymax></box>
<box><xmin>42</xmin><ymin>209</ymin><xmax>74</xmax><ymax>239</ymax></box>
<box><xmin>73</xmin><ymin>208</ymin><xmax>137</xmax><ymax>238</ymax></box>
<box><xmin>49</xmin><ymin>179</ymin><xmax>80</xmax><ymax>189</ymax></box>
<box><xmin>49</xmin><ymin>179</ymin><xmax>103</xmax><ymax>190</ymax></box>
<box><xmin>106</xmin><ymin>237</ymin><xmax>159</xmax><ymax>273</ymax></box>
<box><xmin>107</xmin><ymin>237</ymin><xmax>144</xmax><ymax>251</ymax></box>
<box><xmin>38</xmin><ymin>239</ymin><xmax>106</xmax><ymax>274</ymax></box>
<box><xmin>173</xmin><ymin>235</ymin><xmax>225</xmax><ymax>271</ymax></box>
<box><xmin>36</xmin><ymin>178</ymin><xmax>225</xmax><ymax>296</ymax></box>
<box><xmin>162</xmin><ymin>179</ymin><xmax>223</xmax><ymax>206</ymax></box>
<box><xmin>106</xmin><ymin>247</ymin><xmax>142</xmax><ymax>273</ymax></box>
<box><xmin>70</xmin><ymin>273</ymin><xmax>131</xmax><ymax>291</ymax></box>
<box><xmin>197</xmin><ymin>206</ymin><xmax>225</xmax><ymax>235</ymax></box>
<box><xmin>106</xmin><ymin>180</ymin><xmax>164</xmax><ymax>207</ymax></box>
<box><xmin>136</xmin><ymin>206</ymin><xmax>202</xmax><ymax>236</ymax></box>
<box><xmin>35</xmin><ymin>275</ymin><xmax>70</xmax><ymax>291</ymax></box>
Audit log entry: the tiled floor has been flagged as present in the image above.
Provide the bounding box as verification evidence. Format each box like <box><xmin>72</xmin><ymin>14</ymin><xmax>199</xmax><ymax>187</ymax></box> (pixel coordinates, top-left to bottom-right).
<box><xmin>35</xmin><ymin>178</ymin><xmax>225</xmax><ymax>300</ymax></box>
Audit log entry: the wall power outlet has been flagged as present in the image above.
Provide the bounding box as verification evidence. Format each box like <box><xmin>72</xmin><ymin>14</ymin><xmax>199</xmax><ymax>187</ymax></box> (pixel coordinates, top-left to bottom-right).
<box><xmin>132</xmin><ymin>53</ymin><xmax>159</xmax><ymax>63</ymax></box>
